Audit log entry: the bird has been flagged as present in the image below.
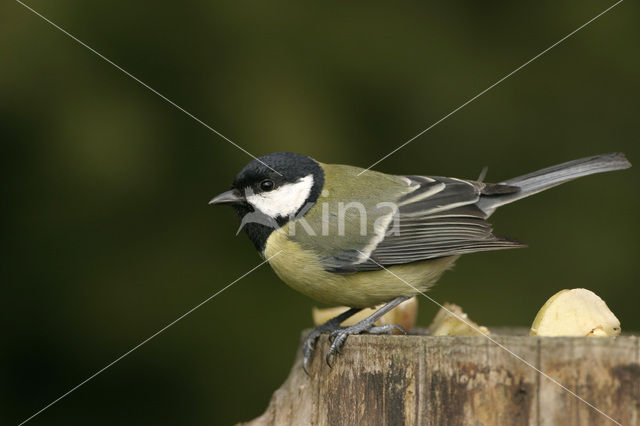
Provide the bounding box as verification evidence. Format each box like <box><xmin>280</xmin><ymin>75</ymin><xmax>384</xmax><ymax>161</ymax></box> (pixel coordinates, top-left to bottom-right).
<box><xmin>209</xmin><ymin>152</ymin><xmax>631</xmax><ymax>372</ymax></box>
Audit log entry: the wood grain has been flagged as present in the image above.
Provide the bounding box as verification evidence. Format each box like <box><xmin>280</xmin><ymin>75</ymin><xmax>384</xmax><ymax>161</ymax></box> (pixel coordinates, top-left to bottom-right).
<box><xmin>242</xmin><ymin>330</ymin><xmax>639</xmax><ymax>426</ymax></box>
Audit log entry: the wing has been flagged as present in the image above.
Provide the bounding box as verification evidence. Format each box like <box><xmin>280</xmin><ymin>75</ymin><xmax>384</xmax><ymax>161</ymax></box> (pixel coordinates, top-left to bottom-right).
<box><xmin>325</xmin><ymin>175</ymin><xmax>525</xmax><ymax>273</ymax></box>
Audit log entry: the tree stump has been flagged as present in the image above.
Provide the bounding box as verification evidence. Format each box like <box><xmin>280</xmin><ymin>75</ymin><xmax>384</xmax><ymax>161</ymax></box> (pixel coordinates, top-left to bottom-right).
<box><xmin>242</xmin><ymin>329</ymin><xmax>639</xmax><ymax>425</ymax></box>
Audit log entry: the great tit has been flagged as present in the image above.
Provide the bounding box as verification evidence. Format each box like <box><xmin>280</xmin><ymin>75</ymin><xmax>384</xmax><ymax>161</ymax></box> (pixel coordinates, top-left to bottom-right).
<box><xmin>210</xmin><ymin>152</ymin><xmax>631</xmax><ymax>371</ymax></box>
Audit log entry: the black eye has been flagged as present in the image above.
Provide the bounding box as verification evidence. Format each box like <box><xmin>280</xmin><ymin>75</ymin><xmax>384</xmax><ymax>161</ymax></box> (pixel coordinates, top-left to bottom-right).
<box><xmin>260</xmin><ymin>180</ymin><xmax>275</xmax><ymax>191</ymax></box>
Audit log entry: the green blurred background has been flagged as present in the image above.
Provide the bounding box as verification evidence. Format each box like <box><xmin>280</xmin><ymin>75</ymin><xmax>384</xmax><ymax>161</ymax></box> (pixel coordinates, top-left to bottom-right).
<box><xmin>2</xmin><ymin>1</ymin><xmax>638</xmax><ymax>424</ymax></box>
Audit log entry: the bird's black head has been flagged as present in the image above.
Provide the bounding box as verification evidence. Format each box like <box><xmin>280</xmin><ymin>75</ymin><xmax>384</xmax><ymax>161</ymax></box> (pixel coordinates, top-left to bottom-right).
<box><xmin>209</xmin><ymin>152</ymin><xmax>324</xmax><ymax>251</ymax></box>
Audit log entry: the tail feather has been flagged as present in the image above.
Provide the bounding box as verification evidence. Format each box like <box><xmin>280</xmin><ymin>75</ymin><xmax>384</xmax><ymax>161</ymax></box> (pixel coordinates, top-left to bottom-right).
<box><xmin>477</xmin><ymin>152</ymin><xmax>631</xmax><ymax>216</ymax></box>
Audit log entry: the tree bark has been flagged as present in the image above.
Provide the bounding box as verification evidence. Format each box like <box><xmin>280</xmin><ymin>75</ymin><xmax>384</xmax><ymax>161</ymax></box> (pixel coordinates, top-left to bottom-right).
<box><xmin>242</xmin><ymin>329</ymin><xmax>639</xmax><ymax>426</ymax></box>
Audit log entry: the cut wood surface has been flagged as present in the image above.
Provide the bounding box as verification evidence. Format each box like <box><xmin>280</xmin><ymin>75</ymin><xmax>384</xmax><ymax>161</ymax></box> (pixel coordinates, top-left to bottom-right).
<box><xmin>242</xmin><ymin>329</ymin><xmax>639</xmax><ymax>426</ymax></box>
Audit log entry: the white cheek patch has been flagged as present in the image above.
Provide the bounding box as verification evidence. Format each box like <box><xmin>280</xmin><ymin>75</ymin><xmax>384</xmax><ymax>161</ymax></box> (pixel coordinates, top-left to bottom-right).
<box><xmin>245</xmin><ymin>175</ymin><xmax>314</xmax><ymax>218</ymax></box>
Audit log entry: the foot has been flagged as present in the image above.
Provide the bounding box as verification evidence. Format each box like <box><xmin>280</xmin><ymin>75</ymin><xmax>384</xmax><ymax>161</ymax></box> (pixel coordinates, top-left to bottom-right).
<box><xmin>326</xmin><ymin>322</ymin><xmax>406</xmax><ymax>366</ymax></box>
<box><xmin>302</xmin><ymin>308</ymin><xmax>360</xmax><ymax>374</ymax></box>
<box><xmin>302</xmin><ymin>296</ymin><xmax>410</xmax><ymax>372</ymax></box>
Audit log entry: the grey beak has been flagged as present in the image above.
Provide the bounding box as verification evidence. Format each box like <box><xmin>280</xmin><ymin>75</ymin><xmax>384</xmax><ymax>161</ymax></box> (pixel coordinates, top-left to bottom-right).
<box><xmin>208</xmin><ymin>189</ymin><xmax>244</xmax><ymax>205</ymax></box>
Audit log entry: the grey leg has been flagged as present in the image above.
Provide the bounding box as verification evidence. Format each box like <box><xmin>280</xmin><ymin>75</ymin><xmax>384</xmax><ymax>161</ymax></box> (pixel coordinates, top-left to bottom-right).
<box><xmin>302</xmin><ymin>307</ymin><xmax>361</xmax><ymax>374</ymax></box>
<box><xmin>326</xmin><ymin>296</ymin><xmax>409</xmax><ymax>366</ymax></box>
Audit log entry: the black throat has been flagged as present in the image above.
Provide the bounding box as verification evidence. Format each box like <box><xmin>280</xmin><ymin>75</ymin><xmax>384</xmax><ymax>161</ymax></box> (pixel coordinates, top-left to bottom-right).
<box><xmin>231</xmin><ymin>153</ymin><xmax>325</xmax><ymax>253</ymax></box>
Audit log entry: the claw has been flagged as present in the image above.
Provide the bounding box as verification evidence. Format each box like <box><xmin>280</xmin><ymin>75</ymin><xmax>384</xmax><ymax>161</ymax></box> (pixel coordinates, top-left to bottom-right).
<box><xmin>325</xmin><ymin>352</ymin><xmax>334</xmax><ymax>368</ymax></box>
<box><xmin>325</xmin><ymin>330</ymin><xmax>350</xmax><ymax>366</ymax></box>
<box><xmin>325</xmin><ymin>334</ymin><xmax>345</xmax><ymax>367</ymax></box>
<box><xmin>302</xmin><ymin>330</ymin><xmax>322</xmax><ymax>375</ymax></box>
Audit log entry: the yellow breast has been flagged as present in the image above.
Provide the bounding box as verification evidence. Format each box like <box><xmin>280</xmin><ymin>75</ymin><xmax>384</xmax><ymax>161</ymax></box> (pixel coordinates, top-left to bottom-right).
<box><xmin>263</xmin><ymin>228</ymin><xmax>458</xmax><ymax>308</ymax></box>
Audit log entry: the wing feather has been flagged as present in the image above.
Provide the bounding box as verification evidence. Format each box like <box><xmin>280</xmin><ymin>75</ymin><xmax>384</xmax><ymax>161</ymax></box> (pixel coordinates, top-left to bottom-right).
<box><xmin>326</xmin><ymin>176</ymin><xmax>524</xmax><ymax>273</ymax></box>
